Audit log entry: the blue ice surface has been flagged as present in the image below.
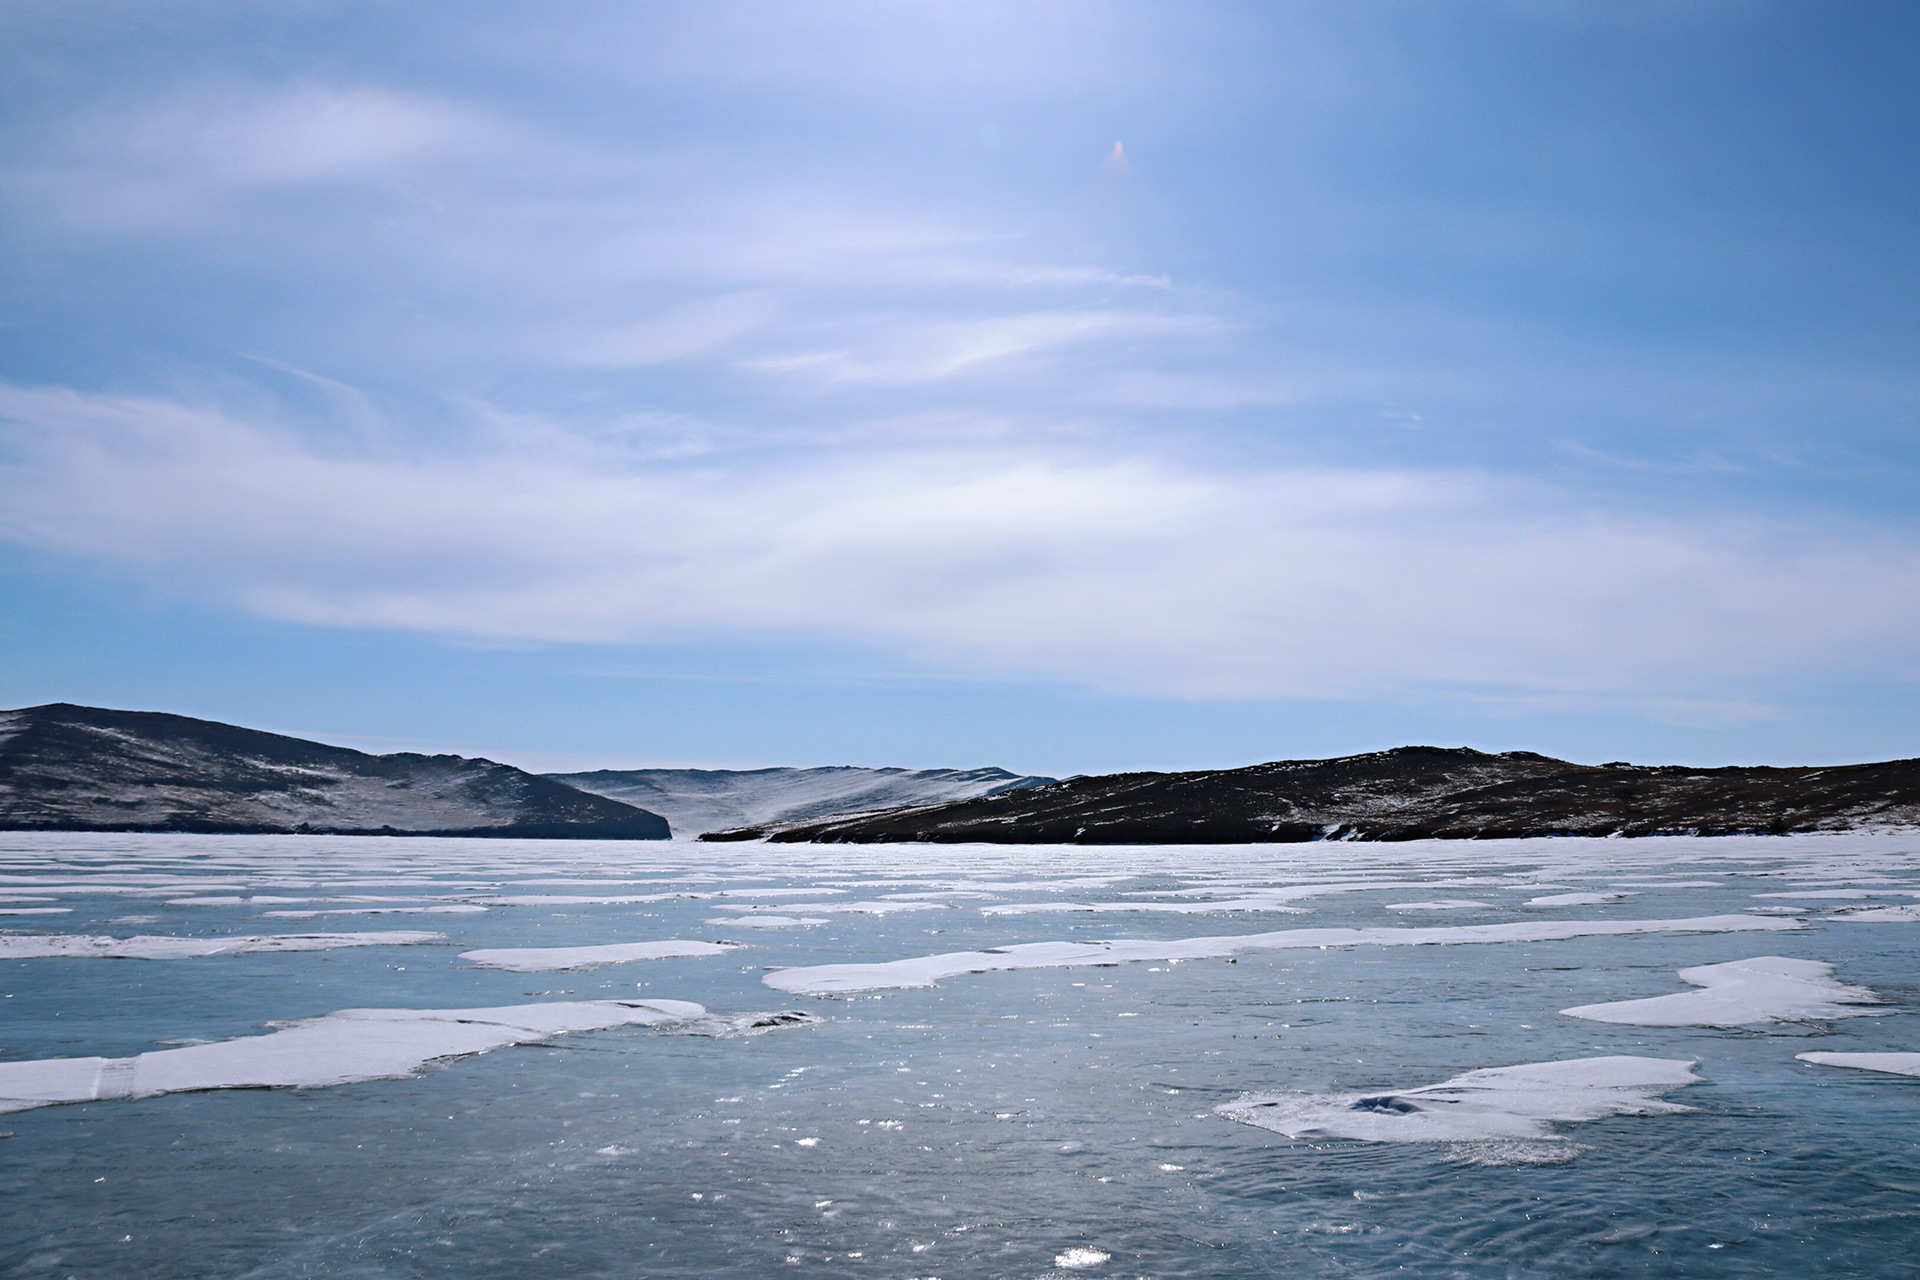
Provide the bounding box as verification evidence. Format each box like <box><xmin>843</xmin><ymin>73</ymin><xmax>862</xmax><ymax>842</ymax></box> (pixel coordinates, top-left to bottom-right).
<box><xmin>1</xmin><ymin>830</ymin><xmax>1917</xmax><ymax>1278</ymax></box>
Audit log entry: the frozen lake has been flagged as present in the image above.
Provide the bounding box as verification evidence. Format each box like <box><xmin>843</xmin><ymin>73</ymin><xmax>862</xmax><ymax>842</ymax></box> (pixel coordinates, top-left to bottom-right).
<box><xmin>2</xmin><ymin>831</ymin><xmax>1917</xmax><ymax>1278</ymax></box>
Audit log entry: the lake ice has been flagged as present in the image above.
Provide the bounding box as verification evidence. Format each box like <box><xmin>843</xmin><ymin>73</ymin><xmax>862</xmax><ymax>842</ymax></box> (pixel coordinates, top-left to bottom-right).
<box><xmin>2</xmin><ymin>829</ymin><xmax>1917</xmax><ymax>1277</ymax></box>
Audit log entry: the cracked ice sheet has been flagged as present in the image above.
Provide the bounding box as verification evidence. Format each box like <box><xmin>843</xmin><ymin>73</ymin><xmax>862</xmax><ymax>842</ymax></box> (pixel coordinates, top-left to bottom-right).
<box><xmin>1216</xmin><ymin>1056</ymin><xmax>1700</xmax><ymax>1152</ymax></box>
<box><xmin>763</xmin><ymin>915</ymin><xmax>1802</xmax><ymax>994</ymax></box>
<box><xmin>0</xmin><ymin>932</ymin><xmax>443</xmax><ymax>959</ymax></box>
<box><xmin>1561</xmin><ymin>957</ymin><xmax>1885</xmax><ymax>1027</ymax></box>
<box><xmin>0</xmin><ymin>999</ymin><xmax>709</xmax><ymax>1115</ymax></box>
<box><xmin>1797</xmin><ymin>1052</ymin><xmax>1920</xmax><ymax>1078</ymax></box>
<box><xmin>458</xmin><ymin>940</ymin><xmax>739</xmax><ymax>972</ymax></box>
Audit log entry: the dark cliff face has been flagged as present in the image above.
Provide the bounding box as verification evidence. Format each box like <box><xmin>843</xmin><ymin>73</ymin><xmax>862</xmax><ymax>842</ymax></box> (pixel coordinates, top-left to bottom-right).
<box><xmin>710</xmin><ymin>746</ymin><xmax>1920</xmax><ymax>844</ymax></box>
<box><xmin>0</xmin><ymin>703</ymin><xmax>669</xmax><ymax>838</ymax></box>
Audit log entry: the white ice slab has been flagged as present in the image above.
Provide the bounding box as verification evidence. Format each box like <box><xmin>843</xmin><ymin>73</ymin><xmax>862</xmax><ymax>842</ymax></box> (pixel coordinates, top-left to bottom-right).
<box><xmin>764</xmin><ymin>914</ymin><xmax>1801</xmax><ymax>994</ymax></box>
<box><xmin>1832</xmin><ymin>904</ymin><xmax>1920</xmax><ymax>922</ymax></box>
<box><xmin>1796</xmin><ymin>1052</ymin><xmax>1920</xmax><ymax>1078</ymax></box>
<box><xmin>768</xmin><ymin>901</ymin><xmax>948</xmax><ymax>915</ymax></box>
<box><xmin>262</xmin><ymin>905</ymin><xmax>488</xmax><ymax>918</ymax></box>
<box><xmin>0</xmin><ymin>932</ymin><xmax>443</xmax><ymax>959</ymax></box>
<box><xmin>1561</xmin><ymin>956</ymin><xmax>1883</xmax><ymax>1027</ymax></box>
<box><xmin>457</xmin><ymin>940</ymin><xmax>739</xmax><ymax>971</ymax></box>
<box><xmin>981</xmin><ymin>898</ymin><xmax>1308</xmax><ymax>916</ymax></box>
<box><xmin>1525</xmin><ymin>891</ymin><xmax>1636</xmax><ymax>907</ymax></box>
<box><xmin>0</xmin><ymin>999</ymin><xmax>708</xmax><ymax>1115</ymax></box>
<box><xmin>1000</xmin><ymin>881</ymin><xmax>1486</xmax><ymax>915</ymax></box>
<box><xmin>1385</xmin><ymin>900</ymin><xmax>1493</xmax><ymax>911</ymax></box>
<box><xmin>705</xmin><ymin>915</ymin><xmax>828</xmax><ymax>929</ymax></box>
<box><xmin>1217</xmin><ymin>1055</ymin><xmax>1700</xmax><ymax>1145</ymax></box>
<box><xmin>474</xmin><ymin>894</ymin><xmax>680</xmax><ymax>906</ymax></box>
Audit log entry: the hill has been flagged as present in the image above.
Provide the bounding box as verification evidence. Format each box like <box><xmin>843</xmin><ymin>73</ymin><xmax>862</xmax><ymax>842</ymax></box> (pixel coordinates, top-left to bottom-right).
<box><xmin>549</xmin><ymin>765</ymin><xmax>1055</xmax><ymax>837</ymax></box>
<box><xmin>710</xmin><ymin>746</ymin><xmax>1920</xmax><ymax>843</ymax></box>
<box><xmin>0</xmin><ymin>704</ymin><xmax>669</xmax><ymax>838</ymax></box>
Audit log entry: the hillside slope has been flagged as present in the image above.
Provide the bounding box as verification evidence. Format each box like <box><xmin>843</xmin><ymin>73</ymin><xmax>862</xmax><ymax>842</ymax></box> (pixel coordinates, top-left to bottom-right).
<box><xmin>717</xmin><ymin>746</ymin><xmax>1920</xmax><ymax>843</ymax></box>
<box><xmin>0</xmin><ymin>704</ymin><xmax>669</xmax><ymax>838</ymax></box>
<box><xmin>549</xmin><ymin>765</ymin><xmax>1054</xmax><ymax>837</ymax></box>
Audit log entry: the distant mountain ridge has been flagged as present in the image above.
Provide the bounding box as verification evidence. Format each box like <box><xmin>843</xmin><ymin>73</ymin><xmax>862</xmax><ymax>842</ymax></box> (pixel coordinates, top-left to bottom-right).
<box><xmin>548</xmin><ymin>765</ymin><xmax>1056</xmax><ymax>837</ymax></box>
<box><xmin>0</xmin><ymin>704</ymin><xmax>668</xmax><ymax>838</ymax></box>
<box><xmin>713</xmin><ymin>745</ymin><xmax>1920</xmax><ymax>844</ymax></box>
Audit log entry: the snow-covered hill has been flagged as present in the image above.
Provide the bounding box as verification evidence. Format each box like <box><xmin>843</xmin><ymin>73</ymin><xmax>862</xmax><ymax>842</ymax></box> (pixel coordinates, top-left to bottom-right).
<box><xmin>0</xmin><ymin>704</ymin><xmax>669</xmax><ymax>838</ymax></box>
<box><xmin>547</xmin><ymin>765</ymin><xmax>1056</xmax><ymax>837</ymax></box>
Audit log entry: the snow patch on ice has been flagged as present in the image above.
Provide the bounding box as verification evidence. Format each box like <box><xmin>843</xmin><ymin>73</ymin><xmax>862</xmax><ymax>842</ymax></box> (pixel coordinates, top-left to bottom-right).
<box><xmin>1526</xmin><ymin>892</ymin><xmax>1636</xmax><ymax>907</ymax></box>
<box><xmin>982</xmin><ymin>898</ymin><xmax>1308</xmax><ymax>916</ymax></box>
<box><xmin>1796</xmin><ymin>1052</ymin><xmax>1920</xmax><ymax>1078</ymax></box>
<box><xmin>1832</xmin><ymin>903</ymin><xmax>1920</xmax><ymax>923</ymax></box>
<box><xmin>1753</xmin><ymin>889</ymin><xmax>1884</xmax><ymax>901</ymax></box>
<box><xmin>0</xmin><ymin>931</ymin><xmax>442</xmax><ymax>959</ymax></box>
<box><xmin>458</xmin><ymin>940</ymin><xmax>739</xmax><ymax>972</ymax></box>
<box><xmin>764</xmin><ymin>915</ymin><xmax>1801</xmax><ymax>994</ymax></box>
<box><xmin>1561</xmin><ymin>956</ymin><xmax>1884</xmax><ymax>1027</ymax></box>
<box><xmin>0</xmin><ymin>999</ymin><xmax>715</xmax><ymax>1115</ymax></box>
<box><xmin>262</xmin><ymin>905</ymin><xmax>487</xmax><ymax>918</ymax></box>
<box><xmin>474</xmin><ymin>894</ymin><xmax>680</xmax><ymax>906</ymax></box>
<box><xmin>772</xmin><ymin>901</ymin><xmax>948</xmax><ymax>915</ymax></box>
<box><xmin>1217</xmin><ymin>1056</ymin><xmax>1700</xmax><ymax>1152</ymax></box>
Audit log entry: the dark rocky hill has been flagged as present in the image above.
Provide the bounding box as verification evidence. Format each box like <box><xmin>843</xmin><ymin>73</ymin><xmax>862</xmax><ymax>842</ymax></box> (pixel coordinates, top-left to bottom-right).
<box><xmin>706</xmin><ymin>746</ymin><xmax>1920</xmax><ymax>844</ymax></box>
<box><xmin>0</xmin><ymin>703</ymin><xmax>669</xmax><ymax>838</ymax></box>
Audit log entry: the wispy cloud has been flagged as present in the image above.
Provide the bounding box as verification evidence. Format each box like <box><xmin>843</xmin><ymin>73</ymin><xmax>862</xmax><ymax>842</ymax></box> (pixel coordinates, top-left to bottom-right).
<box><xmin>747</xmin><ymin>309</ymin><xmax>1215</xmax><ymax>385</ymax></box>
<box><xmin>4</xmin><ymin>381</ymin><xmax>1915</xmax><ymax>707</ymax></box>
<box><xmin>4</xmin><ymin>84</ymin><xmax>487</xmax><ymax>231</ymax></box>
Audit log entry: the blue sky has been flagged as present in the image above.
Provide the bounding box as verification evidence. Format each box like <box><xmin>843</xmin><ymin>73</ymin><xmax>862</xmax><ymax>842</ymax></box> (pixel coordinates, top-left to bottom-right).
<box><xmin>3</xmin><ymin>1</ymin><xmax>1919</xmax><ymax>774</ymax></box>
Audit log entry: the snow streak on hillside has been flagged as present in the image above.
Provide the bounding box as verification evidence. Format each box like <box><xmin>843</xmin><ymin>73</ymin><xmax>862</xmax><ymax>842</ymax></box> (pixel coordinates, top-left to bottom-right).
<box><xmin>549</xmin><ymin>766</ymin><xmax>1055</xmax><ymax>837</ymax></box>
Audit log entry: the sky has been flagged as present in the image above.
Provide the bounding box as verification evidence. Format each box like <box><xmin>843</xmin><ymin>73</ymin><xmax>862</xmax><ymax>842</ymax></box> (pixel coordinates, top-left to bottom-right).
<box><xmin>3</xmin><ymin>0</ymin><xmax>1919</xmax><ymax>775</ymax></box>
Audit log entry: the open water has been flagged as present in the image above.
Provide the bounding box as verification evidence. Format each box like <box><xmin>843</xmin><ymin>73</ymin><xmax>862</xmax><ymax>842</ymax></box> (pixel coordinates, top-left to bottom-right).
<box><xmin>2</xmin><ymin>831</ymin><xmax>1917</xmax><ymax>1278</ymax></box>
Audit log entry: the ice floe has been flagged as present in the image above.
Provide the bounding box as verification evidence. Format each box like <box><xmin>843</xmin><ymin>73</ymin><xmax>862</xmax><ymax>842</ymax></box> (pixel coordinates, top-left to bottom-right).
<box><xmin>1525</xmin><ymin>891</ymin><xmax>1636</xmax><ymax>907</ymax></box>
<box><xmin>1796</xmin><ymin>1052</ymin><xmax>1920</xmax><ymax>1078</ymax></box>
<box><xmin>262</xmin><ymin>905</ymin><xmax>488</xmax><ymax>918</ymax></box>
<box><xmin>1561</xmin><ymin>956</ymin><xmax>1884</xmax><ymax>1027</ymax></box>
<box><xmin>763</xmin><ymin>914</ymin><xmax>1800</xmax><ymax>994</ymax></box>
<box><xmin>769</xmin><ymin>901</ymin><xmax>948</xmax><ymax>915</ymax></box>
<box><xmin>1216</xmin><ymin>1056</ymin><xmax>1700</xmax><ymax>1147</ymax></box>
<box><xmin>457</xmin><ymin>940</ymin><xmax>739</xmax><ymax>971</ymax></box>
<box><xmin>1753</xmin><ymin>889</ymin><xmax>1884</xmax><ymax>900</ymax></box>
<box><xmin>473</xmin><ymin>893</ymin><xmax>681</xmax><ymax>906</ymax></box>
<box><xmin>0</xmin><ymin>999</ymin><xmax>713</xmax><ymax>1115</ymax></box>
<box><xmin>1831</xmin><ymin>903</ymin><xmax>1920</xmax><ymax>922</ymax></box>
<box><xmin>0</xmin><ymin>932</ymin><xmax>443</xmax><ymax>959</ymax></box>
<box><xmin>1385</xmin><ymin>900</ymin><xmax>1493</xmax><ymax>911</ymax></box>
<box><xmin>704</xmin><ymin>915</ymin><xmax>828</xmax><ymax>929</ymax></box>
<box><xmin>981</xmin><ymin>898</ymin><xmax>1308</xmax><ymax>916</ymax></box>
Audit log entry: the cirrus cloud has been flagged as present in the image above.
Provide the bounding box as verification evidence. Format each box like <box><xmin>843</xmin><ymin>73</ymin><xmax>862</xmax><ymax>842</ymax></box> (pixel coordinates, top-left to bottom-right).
<box><xmin>3</xmin><ymin>380</ymin><xmax>1916</xmax><ymax>714</ymax></box>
